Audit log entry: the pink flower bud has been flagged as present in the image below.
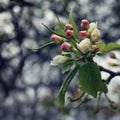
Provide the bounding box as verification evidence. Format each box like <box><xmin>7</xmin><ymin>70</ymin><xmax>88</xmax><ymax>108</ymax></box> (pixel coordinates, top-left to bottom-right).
<box><xmin>65</xmin><ymin>24</ymin><xmax>73</xmax><ymax>31</ymax></box>
<box><xmin>81</xmin><ymin>19</ymin><xmax>89</xmax><ymax>29</ymax></box>
<box><xmin>65</xmin><ymin>29</ymin><xmax>74</xmax><ymax>38</ymax></box>
<box><xmin>50</xmin><ymin>34</ymin><xmax>63</xmax><ymax>43</ymax></box>
<box><xmin>60</xmin><ymin>42</ymin><xmax>71</xmax><ymax>52</ymax></box>
<box><xmin>79</xmin><ymin>31</ymin><xmax>87</xmax><ymax>39</ymax></box>
<box><xmin>92</xmin><ymin>45</ymin><xmax>99</xmax><ymax>52</ymax></box>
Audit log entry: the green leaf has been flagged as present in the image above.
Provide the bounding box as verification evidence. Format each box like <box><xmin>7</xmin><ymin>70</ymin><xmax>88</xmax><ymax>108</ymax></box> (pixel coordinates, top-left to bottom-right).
<box><xmin>58</xmin><ymin>65</ymin><xmax>79</xmax><ymax>107</ymax></box>
<box><xmin>61</xmin><ymin>60</ymin><xmax>74</xmax><ymax>74</ymax></box>
<box><xmin>78</xmin><ymin>62</ymin><xmax>101</xmax><ymax>98</ymax></box>
<box><xmin>55</xmin><ymin>15</ymin><xmax>66</xmax><ymax>35</ymax></box>
<box><xmin>99</xmin><ymin>82</ymin><xmax>108</xmax><ymax>93</ymax></box>
<box><xmin>97</xmin><ymin>42</ymin><xmax>120</xmax><ymax>53</ymax></box>
<box><xmin>55</xmin><ymin>15</ymin><xmax>65</xmax><ymax>30</ymax></box>
<box><xmin>96</xmin><ymin>42</ymin><xmax>106</xmax><ymax>51</ymax></box>
<box><xmin>69</xmin><ymin>8</ymin><xmax>79</xmax><ymax>39</ymax></box>
<box><xmin>42</xmin><ymin>23</ymin><xmax>66</xmax><ymax>38</ymax></box>
<box><xmin>102</xmin><ymin>43</ymin><xmax>120</xmax><ymax>52</ymax></box>
<box><xmin>96</xmin><ymin>42</ymin><xmax>106</xmax><ymax>55</ymax></box>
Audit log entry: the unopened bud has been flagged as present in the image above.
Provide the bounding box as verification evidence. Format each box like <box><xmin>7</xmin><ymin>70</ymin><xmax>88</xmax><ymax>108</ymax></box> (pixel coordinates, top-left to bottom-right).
<box><xmin>81</xmin><ymin>19</ymin><xmax>89</xmax><ymax>29</ymax></box>
<box><xmin>92</xmin><ymin>45</ymin><xmax>99</xmax><ymax>52</ymax></box>
<box><xmin>109</xmin><ymin>53</ymin><xmax>116</xmax><ymax>59</ymax></box>
<box><xmin>90</xmin><ymin>28</ymin><xmax>101</xmax><ymax>42</ymax></box>
<box><xmin>60</xmin><ymin>42</ymin><xmax>71</xmax><ymax>52</ymax></box>
<box><xmin>79</xmin><ymin>31</ymin><xmax>87</xmax><ymax>39</ymax></box>
<box><xmin>66</xmin><ymin>29</ymin><xmax>74</xmax><ymax>38</ymax></box>
<box><xmin>110</xmin><ymin>102</ymin><xmax>118</xmax><ymax>110</ymax></box>
<box><xmin>50</xmin><ymin>34</ymin><xmax>63</xmax><ymax>43</ymax></box>
<box><xmin>65</xmin><ymin>24</ymin><xmax>73</xmax><ymax>31</ymax></box>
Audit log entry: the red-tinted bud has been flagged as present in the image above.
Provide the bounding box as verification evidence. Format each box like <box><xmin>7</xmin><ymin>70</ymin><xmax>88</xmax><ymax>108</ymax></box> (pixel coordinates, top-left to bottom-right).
<box><xmin>92</xmin><ymin>45</ymin><xmax>99</xmax><ymax>52</ymax></box>
<box><xmin>81</xmin><ymin>19</ymin><xmax>89</xmax><ymax>29</ymax></box>
<box><xmin>65</xmin><ymin>24</ymin><xmax>73</xmax><ymax>31</ymax></box>
<box><xmin>60</xmin><ymin>42</ymin><xmax>71</xmax><ymax>52</ymax></box>
<box><xmin>50</xmin><ymin>34</ymin><xmax>63</xmax><ymax>43</ymax></box>
<box><xmin>79</xmin><ymin>30</ymin><xmax>87</xmax><ymax>39</ymax></box>
<box><xmin>66</xmin><ymin>29</ymin><xmax>74</xmax><ymax>38</ymax></box>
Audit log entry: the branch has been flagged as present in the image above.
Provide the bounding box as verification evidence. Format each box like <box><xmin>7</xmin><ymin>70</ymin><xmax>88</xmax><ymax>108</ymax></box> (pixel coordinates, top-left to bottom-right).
<box><xmin>99</xmin><ymin>66</ymin><xmax>120</xmax><ymax>84</ymax></box>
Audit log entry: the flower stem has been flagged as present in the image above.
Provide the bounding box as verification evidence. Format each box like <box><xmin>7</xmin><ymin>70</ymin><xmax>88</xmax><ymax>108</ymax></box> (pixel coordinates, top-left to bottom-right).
<box><xmin>30</xmin><ymin>41</ymin><xmax>55</xmax><ymax>50</ymax></box>
<box><xmin>105</xmin><ymin>94</ymin><xmax>111</xmax><ymax>103</ymax></box>
<box><xmin>96</xmin><ymin>92</ymin><xmax>101</xmax><ymax>108</ymax></box>
<box><xmin>68</xmin><ymin>91</ymin><xmax>85</xmax><ymax>102</ymax></box>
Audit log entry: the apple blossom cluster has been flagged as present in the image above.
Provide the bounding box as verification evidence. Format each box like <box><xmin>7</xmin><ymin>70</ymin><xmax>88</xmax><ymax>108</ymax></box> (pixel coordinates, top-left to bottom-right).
<box><xmin>34</xmin><ymin>9</ymin><xmax>120</xmax><ymax>110</ymax></box>
<box><xmin>50</xmin><ymin>19</ymin><xmax>101</xmax><ymax>65</ymax></box>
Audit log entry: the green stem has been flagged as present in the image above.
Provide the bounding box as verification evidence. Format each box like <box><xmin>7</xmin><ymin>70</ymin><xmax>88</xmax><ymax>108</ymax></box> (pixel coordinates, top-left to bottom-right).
<box><xmin>30</xmin><ymin>41</ymin><xmax>55</xmax><ymax>50</ymax></box>
<box><xmin>68</xmin><ymin>91</ymin><xmax>85</xmax><ymax>102</ymax></box>
<box><xmin>105</xmin><ymin>94</ymin><xmax>111</xmax><ymax>103</ymax></box>
<box><xmin>58</xmin><ymin>65</ymin><xmax>79</xmax><ymax>107</ymax></box>
<box><xmin>75</xmin><ymin>94</ymin><xmax>88</xmax><ymax>108</ymax></box>
<box><xmin>73</xmin><ymin>36</ymin><xmax>79</xmax><ymax>43</ymax></box>
<box><xmin>71</xmin><ymin>47</ymin><xmax>80</xmax><ymax>54</ymax></box>
<box><xmin>96</xmin><ymin>92</ymin><xmax>101</xmax><ymax>108</ymax></box>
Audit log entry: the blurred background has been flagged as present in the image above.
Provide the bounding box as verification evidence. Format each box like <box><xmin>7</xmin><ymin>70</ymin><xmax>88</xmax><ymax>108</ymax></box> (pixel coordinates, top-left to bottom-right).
<box><xmin>0</xmin><ymin>0</ymin><xmax>120</xmax><ymax>120</ymax></box>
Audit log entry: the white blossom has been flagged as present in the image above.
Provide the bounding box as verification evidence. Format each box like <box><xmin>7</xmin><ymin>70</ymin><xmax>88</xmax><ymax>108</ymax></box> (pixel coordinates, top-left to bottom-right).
<box><xmin>88</xmin><ymin>22</ymin><xmax>97</xmax><ymax>34</ymax></box>
<box><xmin>50</xmin><ymin>55</ymin><xmax>67</xmax><ymax>66</ymax></box>
<box><xmin>77</xmin><ymin>38</ymin><xmax>92</xmax><ymax>54</ymax></box>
